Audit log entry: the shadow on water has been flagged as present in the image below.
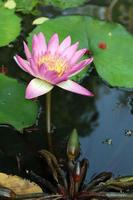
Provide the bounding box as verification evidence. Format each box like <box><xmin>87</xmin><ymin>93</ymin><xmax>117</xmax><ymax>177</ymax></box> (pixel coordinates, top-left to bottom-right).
<box><xmin>79</xmin><ymin>72</ymin><xmax>133</xmax><ymax>180</ymax></box>
<box><xmin>0</xmin><ymin>0</ymin><xmax>133</xmax><ymax>183</ymax></box>
<box><xmin>52</xmin><ymin>70</ymin><xmax>133</xmax><ymax>181</ymax></box>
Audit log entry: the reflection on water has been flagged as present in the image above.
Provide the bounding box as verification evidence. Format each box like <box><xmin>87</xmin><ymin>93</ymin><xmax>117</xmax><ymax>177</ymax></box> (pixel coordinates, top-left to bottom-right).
<box><xmin>1</xmin><ymin>70</ymin><xmax>133</xmax><ymax>181</ymax></box>
<box><xmin>39</xmin><ymin>0</ymin><xmax>133</xmax><ymax>33</ymax></box>
<box><xmin>80</xmin><ymin>74</ymin><xmax>133</xmax><ymax>180</ymax></box>
<box><xmin>62</xmin><ymin>0</ymin><xmax>133</xmax><ymax>33</ymax></box>
<box><xmin>52</xmin><ymin>72</ymin><xmax>133</xmax><ymax>181</ymax></box>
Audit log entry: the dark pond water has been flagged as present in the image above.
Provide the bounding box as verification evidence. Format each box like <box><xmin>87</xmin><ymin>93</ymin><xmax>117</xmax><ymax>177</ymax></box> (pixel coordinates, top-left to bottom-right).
<box><xmin>0</xmin><ymin>0</ymin><xmax>133</xmax><ymax>184</ymax></box>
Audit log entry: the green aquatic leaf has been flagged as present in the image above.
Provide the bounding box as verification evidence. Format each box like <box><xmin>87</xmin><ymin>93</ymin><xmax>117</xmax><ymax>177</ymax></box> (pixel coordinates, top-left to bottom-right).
<box><xmin>87</xmin><ymin>19</ymin><xmax>133</xmax><ymax>88</ymax></box>
<box><xmin>28</xmin><ymin>15</ymin><xmax>133</xmax><ymax>88</ymax></box>
<box><xmin>43</xmin><ymin>0</ymin><xmax>86</xmax><ymax>9</ymax></box>
<box><xmin>0</xmin><ymin>74</ymin><xmax>38</xmax><ymax>131</ymax></box>
<box><xmin>28</xmin><ymin>16</ymin><xmax>90</xmax><ymax>48</ymax></box>
<box><xmin>0</xmin><ymin>7</ymin><xmax>21</xmax><ymax>47</ymax></box>
<box><xmin>15</xmin><ymin>0</ymin><xmax>38</xmax><ymax>13</ymax></box>
<box><xmin>0</xmin><ymin>0</ymin><xmax>3</xmax><ymax>6</ymax></box>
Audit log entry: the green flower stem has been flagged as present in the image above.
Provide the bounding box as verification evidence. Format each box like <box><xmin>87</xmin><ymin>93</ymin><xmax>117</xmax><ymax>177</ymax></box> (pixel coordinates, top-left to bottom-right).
<box><xmin>46</xmin><ymin>91</ymin><xmax>53</xmax><ymax>152</ymax></box>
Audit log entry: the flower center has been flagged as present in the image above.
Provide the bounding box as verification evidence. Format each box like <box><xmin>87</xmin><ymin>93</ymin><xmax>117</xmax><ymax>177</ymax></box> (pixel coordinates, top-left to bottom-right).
<box><xmin>38</xmin><ymin>54</ymin><xmax>68</xmax><ymax>77</ymax></box>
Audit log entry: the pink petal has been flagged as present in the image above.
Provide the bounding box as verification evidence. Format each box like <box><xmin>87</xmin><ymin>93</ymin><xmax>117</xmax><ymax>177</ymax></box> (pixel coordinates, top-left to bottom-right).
<box><xmin>38</xmin><ymin>63</ymin><xmax>47</xmax><ymax>76</ymax></box>
<box><xmin>57</xmin><ymin>36</ymin><xmax>71</xmax><ymax>53</ymax></box>
<box><xmin>57</xmin><ymin>80</ymin><xmax>93</xmax><ymax>96</ymax></box>
<box><xmin>62</xmin><ymin>42</ymin><xmax>79</xmax><ymax>61</ymax></box>
<box><xmin>37</xmin><ymin>32</ymin><xmax>47</xmax><ymax>53</ymax></box>
<box><xmin>70</xmin><ymin>48</ymin><xmax>87</xmax><ymax>65</ymax></box>
<box><xmin>30</xmin><ymin>59</ymin><xmax>39</xmax><ymax>76</ymax></box>
<box><xmin>26</xmin><ymin>78</ymin><xmax>54</xmax><ymax>99</ymax></box>
<box><xmin>39</xmin><ymin>64</ymin><xmax>58</xmax><ymax>83</ymax></box>
<box><xmin>53</xmin><ymin>75</ymin><xmax>68</xmax><ymax>84</ymax></box>
<box><xmin>68</xmin><ymin>57</ymin><xmax>93</xmax><ymax>77</ymax></box>
<box><xmin>14</xmin><ymin>55</ymin><xmax>34</xmax><ymax>76</ymax></box>
<box><xmin>48</xmin><ymin>33</ymin><xmax>59</xmax><ymax>55</ymax></box>
<box><xmin>38</xmin><ymin>64</ymin><xmax>67</xmax><ymax>84</ymax></box>
<box><xmin>32</xmin><ymin>34</ymin><xmax>39</xmax><ymax>56</ymax></box>
<box><xmin>32</xmin><ymin>33</ymin><xmax>47</xmax><ymax>57</ymax></box>
<box><xmin>23</xmin><ymin>41</ymin><xmax>31</xmax><ymax>60</ymax></box>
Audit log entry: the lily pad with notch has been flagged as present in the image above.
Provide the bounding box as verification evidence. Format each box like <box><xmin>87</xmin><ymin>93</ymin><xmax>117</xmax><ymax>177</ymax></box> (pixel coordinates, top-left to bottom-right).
<box><xmin>0</xmin><ymin>74</ymin><xmax>38</xmax><ymax>131</ymax></box>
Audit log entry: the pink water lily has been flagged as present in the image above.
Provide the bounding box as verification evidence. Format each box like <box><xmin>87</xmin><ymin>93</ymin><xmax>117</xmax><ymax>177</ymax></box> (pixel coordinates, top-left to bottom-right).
<box><xmin>14</xmin><ymin>32</ymin><xmax>93</xmax><ymax>99</ymax></box>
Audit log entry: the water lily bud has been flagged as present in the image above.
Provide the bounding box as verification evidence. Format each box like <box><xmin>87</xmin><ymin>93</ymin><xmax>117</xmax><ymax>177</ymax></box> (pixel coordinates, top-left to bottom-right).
<box><xmin>67</xmin><ymin>129</ymin><xmax>80</xmax><ymax>161</ymax></box>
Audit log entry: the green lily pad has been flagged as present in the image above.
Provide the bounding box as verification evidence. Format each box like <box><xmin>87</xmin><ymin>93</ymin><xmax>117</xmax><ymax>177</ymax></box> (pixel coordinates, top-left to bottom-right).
<box><xmin>15</xmin><ymin>0</ymin><xmax>38</xmax><ymax>13</ymax></box>
<box><xmin>28</xmin><ymin>15</ymin><xmax>133</xmax><ymax>88</ymax></box>
<box><xmin>0</xmin><ymin>0</ymin><xmax>3</xmax><ymax>6</ymax></box>
<box><xmin>87</xmin><ymin>19</ymin><xmax>133</xmax><ymax>88</ymax></box>
<box><xmin>28</xmin><ymin>16</ymin><xmax>90</xmax><ymax>48</ymax></box>
<box><xmin>0</xmin><ymin>7</ymin><xmax>21</xmax><ymax>47</ymax></box>
<box><xmin>0</xmin><ymin>74</ymin><xmax>38</xmax><ymax>131</ymax></box>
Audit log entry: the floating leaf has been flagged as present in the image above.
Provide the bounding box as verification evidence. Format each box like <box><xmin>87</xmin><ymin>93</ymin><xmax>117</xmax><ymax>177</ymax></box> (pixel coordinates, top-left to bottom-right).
<box><xmin>28</xmin><ymin>15</ymin><xmax>133</xmax><ymax>88</ymax></box>
<box><xmin>0</xmin><ymin>172</ymin><xmax>42</xmax><ymax>195</ymax></box>
<box><xmin>87</xmin><ymin>19</ymin><xmax>133</xmax><ymax>88</ymax></box>
<box><xmin>15</xmin><ymin>0</ymin><xmax>38</xmax><ymax>13</ymax></box>
<box><xmin>4</xmin><ymin>0</ymin><xmax>16</xmax><ymax>9</ymax></box>
<box><xmin>28</xmin><ymin>16</ymin><xmax>90</xmax><ymax>49</ymax></box>
<box><xmin>0</xmin><ymin>74</ymin><xmax>38</xmax><ymax>131</ymax></box>
<box><xmin>0</xmin><ymin>0</ymin><xmax>3</xmax><ymax>6</ymax></box>
<box><xmin>32</xmin><ymin>17</ymin><xmax>49</xmax><ymax>25</ymax></box>
<box><xmin>0</xmin><ymin>7</ymin><xmax>21</xmax><ymax>47</ymax></box>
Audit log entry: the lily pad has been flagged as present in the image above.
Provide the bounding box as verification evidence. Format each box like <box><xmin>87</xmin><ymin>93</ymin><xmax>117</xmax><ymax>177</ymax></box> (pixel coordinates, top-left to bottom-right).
<box><xmin>28</xmin><ymin>15</ymin><xmax>133</xmax><ymax>88</ymax></box>
<box><xmin>87</xmin><ymin>19</ymin><xmax>133</xmax><ymax>88</ymax></box>
<box><xmin>0</xmin><ymin>74</ymin><xmax>38</xmax><ymax>131</ymax></box>
<box><xmin>15</xmin><ymin>0</ymin><xmax>38</xmax><ymax>13</ymax></box>
<box><xmin>28</xmin><ymin>16</ymin><xmax>90</xmax><ymax>49</ymax></box>
<box><xmin>0</xmin><ymin>7</ymin><xmax>21</xmax><ymax>47</ymax></box>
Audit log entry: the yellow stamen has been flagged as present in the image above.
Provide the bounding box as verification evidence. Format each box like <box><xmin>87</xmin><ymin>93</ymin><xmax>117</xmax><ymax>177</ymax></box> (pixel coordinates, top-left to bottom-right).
<box><xmin>38</xmin><ymin>54</ymin><xmax>68</xmax><ymax>77</ymax></box>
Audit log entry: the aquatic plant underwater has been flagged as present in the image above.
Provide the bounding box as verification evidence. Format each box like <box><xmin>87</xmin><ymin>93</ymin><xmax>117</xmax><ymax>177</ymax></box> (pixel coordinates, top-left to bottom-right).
<box><xmin>0</xmin><ymin>0</ymin><xmax>133</xmax><ymax>199</ymax></box>
<box><xmin>2</xmin><ymin>130</ymin><xmax>133</xmax><ymax>200</ymax></box>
